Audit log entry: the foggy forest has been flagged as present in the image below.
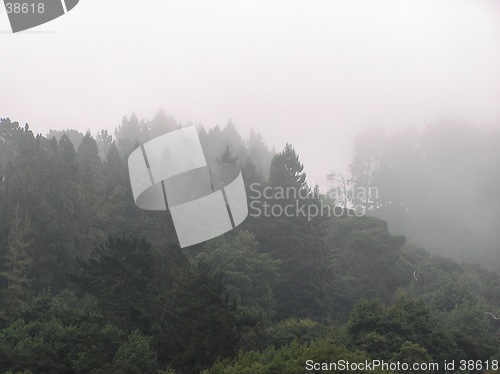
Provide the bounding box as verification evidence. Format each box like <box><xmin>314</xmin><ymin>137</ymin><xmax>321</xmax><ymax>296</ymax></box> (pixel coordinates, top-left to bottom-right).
<box><xmin>2</xmin><ymin>0</ymin><xmax>500</xmax><ymax>373</ymax></box>
<box><xmin>0</xmin><ymin>113</ymin><xmax>499</xmax><ymax>373</ymax></box>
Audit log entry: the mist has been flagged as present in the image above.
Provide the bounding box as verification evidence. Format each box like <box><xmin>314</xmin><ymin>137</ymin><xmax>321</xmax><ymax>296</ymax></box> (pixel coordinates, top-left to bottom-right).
<box><xmin>2</xmin><ymin>1</ymin><xmax>500</xmax><ymax>371</ymax></box>
<box><xmin>345</xmin><ymin>119</ymin><xmax>500</xmax><ymax>270</ymax></box>
<box><xmin>1</xmin><ymin>0</ymin><xmax>500</xmax><ymax>186</ymax></box>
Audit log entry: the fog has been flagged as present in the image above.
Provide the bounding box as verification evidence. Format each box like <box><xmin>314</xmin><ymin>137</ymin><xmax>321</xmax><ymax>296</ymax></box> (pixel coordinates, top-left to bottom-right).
<box><xmin>1</xmin><ymin>3</ymin><xmax>500</xmax><ymax>367</ymax></box>
<box><xmin>1</xmin><ymin>0</ymin><xmax>500</xmax><ymax>187</ymax></box>
<box><xmin>345</xmin><ymin>120</ymin><xmax>500</xmax><ymax>269</ymax></box>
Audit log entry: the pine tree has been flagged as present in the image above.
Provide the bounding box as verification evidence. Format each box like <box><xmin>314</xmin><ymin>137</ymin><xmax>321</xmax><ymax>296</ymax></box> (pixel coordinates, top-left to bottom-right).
<box><xmin>247</xmin><ymin>129</ymin><xmax>274</xmax><ymax>180</ymax></box>
<box><xmin>78</xmin><ymin>132</ymin><xmax>103</xmax><ymax>178</ymax></box>
<box><xmin>269</xmin><ymin>143</ymin><xmax>307</xmax><ymax>189</ymax></box>
<box><xmin>96</xmin><ymin>129</ymin><xmax>113</xmax><ymax>161</ymax></box>
<box><xmin>75</xmin><ymin>235</ymin><xmax>154</xmax><ymax>333</ymax></box>
<box><xmin>217</xmin><ymin>144</ymin><xmax>238</xmax><ymax>164</ymax></box>
<box><xmin>0</xmin><ymin>204</ymin><xmax>33</xmax><ymax>321</ymax></box>
<box><xmin>148</xmin><ymin>109</ymin><xmax>178</xmax><ymax>139</ymax></box>
<box><xmin>115</xmin><ymin>114</ymin><xmax>141</xmax><ymax>155</ymax></box>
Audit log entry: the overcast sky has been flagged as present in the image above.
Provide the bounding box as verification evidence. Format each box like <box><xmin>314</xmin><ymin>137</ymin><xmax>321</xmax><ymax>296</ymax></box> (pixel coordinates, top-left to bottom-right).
<box><xmin>1</xmin><ymin>0</ymin><xmax>500</xmax><ymax>186</ymax></box>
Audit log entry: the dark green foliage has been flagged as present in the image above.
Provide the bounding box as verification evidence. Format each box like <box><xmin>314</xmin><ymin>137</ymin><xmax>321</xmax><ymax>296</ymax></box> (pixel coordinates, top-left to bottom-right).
<box><xmin>77</xmin><ymin>131</ymin><xmax>103</xmax><ymax>187</ymax></box>
<box><xmin>197</xmin><ymin>231</ymin><xmax>280</xmax><ymax>320</ymax></box>
<box><xmin>266</xmin><ymin>318</ymin><xmax>329</xmax><ymax>348</ymax></box>
<box><xmin>160</xmin><ymin>263</ymin><xmax>240</xmax><ymax>373</ymax></box>
<box><xmin>113</xmin><ymin>330</ymin><xmax>157</xmax><ymax>374</ymax></box>
<box><xmin>0</xmin><ymin>204</ymin><xmax>33</xmax><ymax>323</ymax></box>
<box><xmin>203</xmin><ymin>338</ymin><xmax>385</xmax><ymax>374</ymax></box>
<box><xmin>269</xmin><ymin>143</ymin><xmax>307</xmax><ymax>189</ymax></box>
<box><xmin>1</xmin><ymin>116</ymin><xmax>499</xmax><ymax>373</ymax></box>
<box><xmin>75</xmin><ymin>235</ymin><xmax>154</xmax><ymax>333</ymax></box>
<box><xmin>197</xmin><ymin>231</ymin><xmax>281</xmax><ymax>350</ymax></box>
<box><xmin>0</xmin><ymin>289</ymin><xmax>127</xmax><ymax>373</ymax></box>
<box><xmin>241</xmin><ymin>216</ymin><xmax>334</xmax><ymax>322</ymax></box>
<box><xmin>345</xmin><ymin>295</ymin><xmax>498</xmax><ymax>366</ymax></box>
<box><xmin>323</xmin><ymin>215</ymin><xmax>410</xmax><ymax>317</ymax></box>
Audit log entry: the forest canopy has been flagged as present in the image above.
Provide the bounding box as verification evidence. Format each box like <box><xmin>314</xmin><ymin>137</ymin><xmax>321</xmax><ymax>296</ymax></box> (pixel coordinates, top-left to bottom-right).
<box><xmin>0</xmin><ymin>114</ymin><xmax>499</xmax><ymax>373</ymax></box>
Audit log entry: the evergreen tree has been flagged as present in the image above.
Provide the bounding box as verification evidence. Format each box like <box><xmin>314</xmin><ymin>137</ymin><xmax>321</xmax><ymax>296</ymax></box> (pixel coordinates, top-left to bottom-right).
<box><xmin>78</xmin><ymin>131</ymin><xmax>103</xmax><ymax>183</ymax></box>
<box><xmin>75</xmin><ymin>235</ymin><xmax>154</xmax><ymax>333</ymax></box>
<box><xmin>0</xmin><ymin>204</ymin><xmax>33</xmax><ymax>322</ymax></box>
<box><xmin>47</xmin><ymin>129</ymin><xmax>85</xmax><ymax>150</ymax></box>
<box><xmin>269</xmin><ymin>143</ymin><xmax>307</xmax><ymax>190</ymax></box>
<box><xmin>148</xmin><ymin>109</ymin><xmax>178</xmax><ymax>139</ymax></box>
<box><xmin>115</xmin><ymin>114</ymin><xmax>141</xmax><ymax>155</ymax></box>
<box><xmin>247</xmin><ymin>129</ymin><xmax>274</xmax><ymax>180</ymax></box>
<box><xmin>96</xmin><ymin>129</ymin><xmax>114</xmax><ymax>161</ymax></box>
<box><xmin>218</xmin><ymin>144</ymin><xmax>238</xmax><ymax>164</ymax></box>
<box><xmin>161</xmin><ymin>263</ymin><xmax>239</xmax><ymax>373</ymax></box>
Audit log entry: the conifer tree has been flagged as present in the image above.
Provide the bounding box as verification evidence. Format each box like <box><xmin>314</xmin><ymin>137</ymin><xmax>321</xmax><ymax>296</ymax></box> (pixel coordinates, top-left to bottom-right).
<box><xmin>0</xmin><ymin>204</ymin><xmax>33</xmax><ymax>321</ymax></box>
<box><xmin>269</xmin><ymin>143</ymin><xmax>307</xmax><ymax>190</ymax></box>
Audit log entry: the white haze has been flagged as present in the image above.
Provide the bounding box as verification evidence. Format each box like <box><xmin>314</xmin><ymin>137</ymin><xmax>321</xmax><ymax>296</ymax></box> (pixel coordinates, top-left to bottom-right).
<box><xmin>1</xmin><ymin>0</ymin><xmax>500</xmax><ymax>186</ymax></box>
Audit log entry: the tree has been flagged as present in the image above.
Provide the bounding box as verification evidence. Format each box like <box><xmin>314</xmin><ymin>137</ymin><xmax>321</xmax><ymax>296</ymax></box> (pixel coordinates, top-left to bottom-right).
<box><xmin>198</xmin><ymin>231</ymin><xmax>279</xmax><ymax>315</ymax></box>
<box><xmin>197</xmin><ymin>231</ymin><xmax>281</xmax><ymax>350</ymax></box>
<box><xmin>113</xmin><ymin>330</ymin><xmax>157</xmax><ymax>374</ymax></box>
<box><xmin>115</xmin><ymin>114</ymin><xmax>141</xmax><ymax>156</ymax></box>
<box><xmin>0</xmin><ymin>289</ymin><xmax>125</xmax><ymax>373</ymax></box>
<box><xmin>242</xmin><ymin>217</ymin><xmax>334</xmax><ymax>321</ymax></box>
<box><xmin>160</xmin><ymin>263</ymin><xmax>239</xmax><ymax>373</ymax></box>
<box><xmin>47</xmin><ymin>129</ymin><xmax>84</xmax><ymax>151</ymax></box>
<box><xmin>266</xmin><ymin>318</ymin><xmax>329</xmax><ymax>348</ymax></box>
<box><xmin>77</xmin><ymin>132</ymin><xmax>105</xmax><ymax>245</ymax></box>
<box><xmin>349</xmin><ymin>128</ymin><xmax>385</xmax><ymax>208</ymax></box>
<box><xmin>148</xmin><ymin>109</ymin><xmax>178</xmax><ymax>139</ymax></box>
<box><xmin>394</xmin><ymin>341</ymin><xmax>433</xmax><ymax>374</ymax></box>
<box><xmin>0</xmin><ymin>118</ymin><xmax>26</xmax><ymax>173</ymax></box>
<box><xmin>326</xmin><ymin>171</ymin><xmax>351</xmax><ymax>208</ymax></box>
<box><xmin>203</xmin><ymin>337</ymin><xmax>384</xmax><ymax>374</ymax></box>
<box><xmin>269</xmin><ymin>143</ymin><xmax>307</xmax><ymax>190</ymax></box>
<box><xmin>75</xmin><ymin>235</ymin><xmax>155</xmax><ymax>333</ymax></box>
<box><xmin>78</xmin><ymin>131</ymin><xmax>103</xmax><ymax>182</ymax></box>
<box><xmin>349</xmin><ymin>121</ymin><xmax>500</xmax><ymax>271</ymax></box>
<box><xmin>96</xmin><ymin>129</ymin><xmax>113</xmax><ymax>160</ymax></box>
<box><xmin>346</xmin><ymin>296</ymin><xmax>459</xmax><ymax>363</ymax></box>
<box><xmin>103</xmin><ymin>142</ymin><xmax>128</xmax><ymax>197</ymax></box>
<box><xmin>59</xmin><ymin>133</ymin><xmax>79</xmax><ymax>180</ymax></box>
<box><xmin>0</xmin><ymin>204</ymin><xmax>33</xmax><ymax>322</ymax></box>
<box><xmin>241</xmin><ymin>157</ymin><xmax>264</xmax><ymax>189</ymax></box>
<box><xmin>247</xmin><ymin>129</ymin><xmax>274</xmax><ymax>180</ymax></box>
<box><xmin>323</xmin><ymin>215</ymin><xmax>408</xmax><ymax>316</ymax></box>
<box><xmin>218</xmin><ymin>144</ymin><xmax>238</xmax><ymax>164</ymax></box>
